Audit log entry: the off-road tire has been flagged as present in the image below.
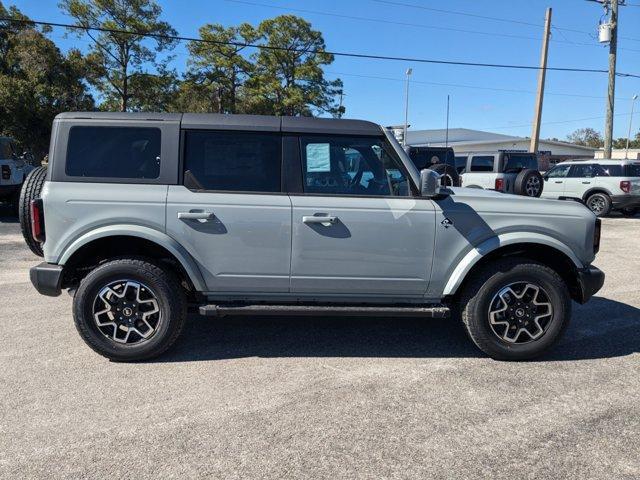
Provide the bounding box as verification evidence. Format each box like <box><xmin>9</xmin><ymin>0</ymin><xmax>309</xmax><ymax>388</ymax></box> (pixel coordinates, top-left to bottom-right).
<box><xmin>458</xmin><ymin>258</ymin><xmax>571</xmax><ymax>361</ymax></box>
<box><xmin>514</xmin><ymin>169</ymin><xmax>544</xmax><ymax>197</ymax></box>
<box><xmin>429</xmin><ymin>163</ymin><xmax>461</xmax><ymax>187</ymax></box>
<box><xmin>73</xmin><ymin>258</ymin><xmax>187</xmax><ymax>361</ymax></box>
<box><xmin>585</xmin><ymin>192</ymin><xmax>612</xmax><ymax>217</ymax></box>
<box><xmin>19</xmin><ymin>166</ymin><xmax>47</xmax><ymax>257</ymax></box>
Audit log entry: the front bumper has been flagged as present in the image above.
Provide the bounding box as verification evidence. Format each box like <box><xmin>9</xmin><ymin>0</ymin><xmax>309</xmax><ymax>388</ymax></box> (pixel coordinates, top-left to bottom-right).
<box><xmin>30</xmin><ymin>262</ymin><xmax>63</xmax><ymax>297</ymax></box>
<box><xmin>611</xmin><ymin>194</ymin><xmax>640</xmax><ymax>210</ymax></box>
<box><xmin>575</xmin><ymin>265</ymin><xmax>605</xmax><ymax>304</ymax></box>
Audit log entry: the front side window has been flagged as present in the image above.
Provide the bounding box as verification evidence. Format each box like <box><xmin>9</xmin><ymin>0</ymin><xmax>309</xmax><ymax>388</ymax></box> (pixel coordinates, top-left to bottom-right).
<box><xmin>546</xmin><ymin>165</ymin><xmax>571</xmax><ymax>178</ymax></box>
<box><xmin>569</xmin><ymin>164</ymin><xmax>595</xmax><ymax>178</ymax></box>
<box><xmin>299</xmin><ymin>135</ymin><xmax>409</xmax><ymax>197</ymax></box>
<box><xmin>66</xmin><ymin>127</ymin><xmax>161</xmax><ymax>179</ymax></box>
<box><xmin>183</xmin><ymin>130</ymin><xmax>281</xmax><ymax>192</ymax></box>
<box><xmin>470</xmin><ymin>156</ymin><xmax>495</xmax><ymax>172</ymax></box>
<box><xmin>0</xmin><ymin>139</ymin><xmax>14</xmax><ymax>159</ymax></box>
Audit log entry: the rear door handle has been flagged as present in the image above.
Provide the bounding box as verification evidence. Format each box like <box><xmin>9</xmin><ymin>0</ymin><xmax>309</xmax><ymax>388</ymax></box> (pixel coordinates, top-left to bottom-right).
<box><xmin>178</xmin><ymin>211</ymin><xmax>215</xmax><ymax>220</ymax></box>
<box><xmin>554</xmin><ymin>181</ymin><xmax>563</xmax><ymax>184</ymax></box>
<box><xmin>582</xmin><ymin>181</ymin><xmax>591</xmax><ymax>184</ymax></box>
<box><xmin>303</xmin><ymin>215</ymin><xmax>338</xmax><ymax>224</ymax></box>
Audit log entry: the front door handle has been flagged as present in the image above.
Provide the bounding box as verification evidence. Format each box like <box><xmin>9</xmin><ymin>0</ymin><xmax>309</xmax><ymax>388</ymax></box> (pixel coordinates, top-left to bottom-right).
<box><xmin>554</xmin><ymin>181</ymin><xmax>563</xmax><ymax>184</ymax></box>
<box><xmin>178</xmin><ymin>211</ymin><xmax>215</xmax><ymax>220</ymax></box>
<box><xmin>303</xmin><ymin>215</ymin><xmax>338</xmax><ymax>224</ymax></box>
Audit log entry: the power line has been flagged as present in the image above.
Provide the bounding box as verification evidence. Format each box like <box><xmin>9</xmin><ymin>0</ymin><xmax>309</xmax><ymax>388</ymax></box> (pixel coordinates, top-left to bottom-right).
<box><xmin>373</xmin><ymin>0</ymin><xmax>640</xmax><ymax>44</ymax></box>
<box><xmin>2</xmin><ymin>17</ymin><xmax>640</xmax><ymax>79</ymax></box>
<box><xmin>225</xmin><ymin>0</ymin><xmax>640</xmax><ymax>54</ymax></box>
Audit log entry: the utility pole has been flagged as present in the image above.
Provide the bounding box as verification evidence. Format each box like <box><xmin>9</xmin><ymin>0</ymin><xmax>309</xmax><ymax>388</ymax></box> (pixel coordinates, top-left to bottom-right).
<box><xmin>604</xmin><ymin>0</ymin><xmax>619</xmax><ymax>158</ymax></box>
<box><xmin>626</xmin><ymin>94</ymin><xmax>638</xmax><ymax>159</ymax></box>
<box><xmin>530</xmin><ymin>7</ymin><xmax>552</xmax><ymax>153</ymax></box>
<box><xmin>403</xmin><ymin>68</ymin><xmax>412</xmax><ymax>147</ymax></box>
<box><xmin>445</xmin><ymin>94</ymin><xmax>450</xmax><ymax>147</ymax></box>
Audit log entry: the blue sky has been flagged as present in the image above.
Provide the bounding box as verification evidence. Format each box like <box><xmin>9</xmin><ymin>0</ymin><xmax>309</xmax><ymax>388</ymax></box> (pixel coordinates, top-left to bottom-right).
<box><xmin>11</xmin><ymin>0</ymin><xmax>640</xmax><ymax>140</ymax></box>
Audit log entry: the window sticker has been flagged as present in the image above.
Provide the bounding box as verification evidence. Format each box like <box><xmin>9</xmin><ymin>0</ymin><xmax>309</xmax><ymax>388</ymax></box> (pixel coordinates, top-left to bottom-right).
<box><xmin>306</xmin><ymin>143</ymin><xmax>331</xmax><ymax>172</ymax></box>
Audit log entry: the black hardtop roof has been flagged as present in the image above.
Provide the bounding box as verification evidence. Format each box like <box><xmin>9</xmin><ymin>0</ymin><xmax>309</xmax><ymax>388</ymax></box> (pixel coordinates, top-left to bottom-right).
<box><xmin>55</xmin><ymin>112</ymin><xmax>382</xmax><ymax>136</ymax></box>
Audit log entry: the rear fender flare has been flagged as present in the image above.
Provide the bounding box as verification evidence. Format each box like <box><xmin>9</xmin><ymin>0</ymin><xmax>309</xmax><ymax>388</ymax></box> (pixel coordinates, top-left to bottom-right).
<box><xmin>58</xmin><ymin>224</ymin><xmax>207</xmax><ymax>291</ymax></box>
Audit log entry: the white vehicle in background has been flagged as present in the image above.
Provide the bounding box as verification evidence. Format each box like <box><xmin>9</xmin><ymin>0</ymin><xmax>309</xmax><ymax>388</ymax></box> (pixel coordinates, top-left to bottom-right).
<box><xmin>458</xmin><ymin>151</ymin><xmax>544</xmax><ymax>197</ymax></box>
<box><xmin>0</xmin><ymin>136</ymin><xmax>35</xmax><ymax>212</ymax></box>
<box><xmin>541</xmin><ymin>159</ymin><xmax>640</xmax><ymax>217</ymax></box>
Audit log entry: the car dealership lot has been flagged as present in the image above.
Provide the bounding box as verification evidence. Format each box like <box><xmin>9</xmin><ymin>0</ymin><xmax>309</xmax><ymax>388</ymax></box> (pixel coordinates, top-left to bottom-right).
<box><xmin>1</xmin><ymin>210</ymin><xmax>639</xmax><ymax>479</ymax></box>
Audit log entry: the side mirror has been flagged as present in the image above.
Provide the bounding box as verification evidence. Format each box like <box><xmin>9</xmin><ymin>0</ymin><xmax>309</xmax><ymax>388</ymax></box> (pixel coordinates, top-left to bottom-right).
<box><xmin>420</xmin><ymin>169</ymin><xmax>441</xmax><ymax>197</ymax></box>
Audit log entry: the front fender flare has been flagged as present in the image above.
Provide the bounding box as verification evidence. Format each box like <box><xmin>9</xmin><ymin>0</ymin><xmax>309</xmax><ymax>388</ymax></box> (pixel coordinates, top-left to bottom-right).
<box><xmin>57</xmin><ymin>224</ymin><xmax>207</xmax><ymax>291</ymax></box>
<box><xmin>442</xmin><ymin>232</ymin><xmax>582</xmax><ymax>296</ymax></box>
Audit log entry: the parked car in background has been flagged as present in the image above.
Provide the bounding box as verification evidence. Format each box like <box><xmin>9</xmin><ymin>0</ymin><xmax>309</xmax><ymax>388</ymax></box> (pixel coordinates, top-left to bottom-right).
<box><xmin>406</xmin><ymin>146</ymin><xmax>461</xmax><ymax>186</ymax></box>
<box><xmin>541</xmin><ymin>159</ymin><xmax>640</xmax><ymax>217</ymax></box>
<box><xmin>458</xmin><ymin>150</ymin><xmax>544</xmax><ymax>197</ymax></box>
<box><xmin>24</xmin><ymin>112</ymin><xmax>603</xmax><ymax>362</ymax></box>
<box><xmin>0</xmin><ymin>136</ymin><xmax>35</xmax><ymax>212</ymax></box>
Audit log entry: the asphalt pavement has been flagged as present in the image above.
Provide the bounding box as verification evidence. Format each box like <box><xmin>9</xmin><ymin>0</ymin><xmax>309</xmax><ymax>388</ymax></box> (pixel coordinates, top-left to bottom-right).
<box><xmin>1</xmin><ymin>206</ymin><xmax>639</xmax><ymax>479</ymax></box>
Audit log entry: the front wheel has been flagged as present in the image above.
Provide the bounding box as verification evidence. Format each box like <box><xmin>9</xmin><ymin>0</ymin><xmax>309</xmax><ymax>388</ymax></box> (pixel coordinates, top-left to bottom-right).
<box><xmin>73</xmin><ymin>258</ymin><xmax>187</xmax><ymax>361</ymax></box>
<box><xmin>458</xmin><ymin>258</ymin><xmax>571</xmax><ymax>360</ymax></box>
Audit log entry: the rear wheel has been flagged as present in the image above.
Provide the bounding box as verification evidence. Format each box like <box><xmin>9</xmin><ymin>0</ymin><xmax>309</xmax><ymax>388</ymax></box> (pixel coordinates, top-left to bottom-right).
<box><xmin>458</xmin><ymin>258</ymin><xmax>571</xmax><ymax>360</ymax></box>
<box><xmin>19</xmin><ymin>166</ymin><xmax>47</xmax><ymax>257</ymax></box>
<box><xmin>585</xmin><ymin>192</ymin><xmax>611</xmax><ymax>217</ymax></box>
<box><xmin>73</xmin><ymin>258</ymin><xmax>187</xmax><ymax>361</ymax></box>
<box><xmin>514</xmin><ymin>169</ymin><xmax>544</xmax><ymax>197</ymax></box>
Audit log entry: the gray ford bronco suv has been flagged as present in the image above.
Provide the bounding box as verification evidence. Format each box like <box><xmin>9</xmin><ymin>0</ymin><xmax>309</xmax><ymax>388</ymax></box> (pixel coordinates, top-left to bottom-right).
<box><xmin>26</xmin><ymin>112</ymin><xmax>604</xmax><ymax>362</ymax></box>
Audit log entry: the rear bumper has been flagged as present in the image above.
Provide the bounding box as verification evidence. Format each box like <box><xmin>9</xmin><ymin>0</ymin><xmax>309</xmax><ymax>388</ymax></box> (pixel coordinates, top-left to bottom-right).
<box><xmin>575</xmin><ymin>265</ymin><xmax>605</xmax><ymax>304</ymax></box>
<box><xmin>29</xmin><ymin>262</ymin><xmax>63</xmax><ymax>297</ymax></box>
<box><xmin>611</xmin><ymin>194</ymin><xmax>640</xmax><ymax>209</ymax></box>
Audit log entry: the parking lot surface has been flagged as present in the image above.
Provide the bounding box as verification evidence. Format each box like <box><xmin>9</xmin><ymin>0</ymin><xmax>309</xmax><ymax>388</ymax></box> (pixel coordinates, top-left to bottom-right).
<box><xmin>1</xmin><ymin>208</ymin><xmax>639</xmax><ymax>480</ymax></box>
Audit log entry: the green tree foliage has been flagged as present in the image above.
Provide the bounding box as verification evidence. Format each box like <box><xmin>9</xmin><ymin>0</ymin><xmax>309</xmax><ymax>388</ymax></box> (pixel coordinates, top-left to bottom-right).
<box><xmin>60</xmin><ymin>0</ymin><xmax>177</xmax><ymax>112</ymax></box>
<box><xmin>182</xmin><ymin>15</ymin><xmax>344</xmax><ymax>117</ymax></box>
<box><xmin>566</xmin><ymin>128</ymin><xmax>604</xmax><ymax>148</ymax></box>
<box><xmin>179</xmin><ymin>23</ymin><xmax>258</xmax><ymax>114</ymax></box>
<box><xmin>247</xmin><ymin>15</ymin><xmax>344</xmax><ymax>117</ymax></box>
<box><xmin>0</xmin><ymin>2</ymin><xmax>94</xmax><ymax>159</ymax></box>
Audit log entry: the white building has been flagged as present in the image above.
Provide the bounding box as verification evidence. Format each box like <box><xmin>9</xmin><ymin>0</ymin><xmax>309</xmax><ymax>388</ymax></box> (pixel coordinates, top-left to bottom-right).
<box><xmin>403</xmin><ymin>128</ymin><xmax>597</xmax><ymax>158</ymax></box>
<box><xmin>594</xmin><ymin>148</ymin><xmax>640</xmax><ymax>160</ymax></box>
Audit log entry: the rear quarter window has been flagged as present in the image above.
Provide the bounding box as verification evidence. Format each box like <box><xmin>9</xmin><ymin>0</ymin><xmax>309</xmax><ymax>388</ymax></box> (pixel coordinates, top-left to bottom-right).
<box><xmin>470</xmin><ymin>156</ymin><xmax>495</xmax><ymax>172</ymax></box>
<box><xmin>503</xmin><ymin>154</ymin><xmax>537</xmax><ymax>173</ymax></box>
<box><xmin>626</xmin><ymin>163</ymin><xmax>640</xmax><ymax>177</ymax></box>
<box><xmin>66</xmin><ymin>126</ymin><xmax>161</xmax><ymax>179</ymax></box>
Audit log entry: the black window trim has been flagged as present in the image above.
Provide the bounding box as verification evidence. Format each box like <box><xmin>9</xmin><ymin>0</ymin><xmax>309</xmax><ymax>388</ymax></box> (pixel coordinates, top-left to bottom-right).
<box><xmin>179</xmin><ymin>128</ymin><xmax>286</xmax><ymax>196</ymax></box>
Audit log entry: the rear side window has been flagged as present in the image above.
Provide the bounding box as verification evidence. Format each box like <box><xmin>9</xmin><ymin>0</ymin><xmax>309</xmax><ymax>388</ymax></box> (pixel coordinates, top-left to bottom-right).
<box><xmin>183</xmin><ymin>130</ymin><xmax>281</xmax><ymax>192</ymax></box>
<box><xmin>470</xmin><ymin>156</ymin><xmax>494</xmax><ymax>172</ymax></box>
<box><xmin>66</xmin><ymin>126</ymin><xmax>161</xmax><ymax>179</ymax></box>
<box><xmin>503</xmin><ymin>154</ymin><xmax>537</xmax><ymax>173</ymax></box>
<box><xmin>0</xmin><ymin>139</ymin><xmax>13</xmax><ymax>159</ymax></box>
<box><xmin>627</xmin><ymin>163</ymin><xmax>640</xmax><ymax>177</ymax></box>
<box><xmin>569</xmin><ymin>164</ymin><xmax>596</xmax><ymax>178</ymax></box>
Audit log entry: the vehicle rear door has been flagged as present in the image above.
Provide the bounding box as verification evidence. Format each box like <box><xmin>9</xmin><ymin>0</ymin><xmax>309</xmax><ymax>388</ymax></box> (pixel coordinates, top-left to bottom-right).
<box><xmin>541</xmin><ymin>164</ymin><xmax>570</xmax><ymax>198</ymax></box>
<box><xmin>166</xmin><ymin>127</ymin><xmax>292</xmax><ymax>293</ymax></box>
<box><xmin>287</xmin><ymin>134</ymin><xmax>436</xmax><ymax>297</ymax></box>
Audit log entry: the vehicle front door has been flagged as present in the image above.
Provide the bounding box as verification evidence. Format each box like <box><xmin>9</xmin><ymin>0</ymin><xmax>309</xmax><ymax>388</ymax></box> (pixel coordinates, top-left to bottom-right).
<box><xmin>541</xmin><ymin>164</ymin><xmax>570</xmax><ymax>198</ymax></box>
<box><xmin>288</xmin><ymin>134</ymin><xmax>436</xmax><ymax>297</ymax></box>
<box><xmin>564</xmin><ymin>163</ymin><xmax>597</xmax><ymax>199</ymax></box>
<box><xmin>166</xmin><ymin>129</ymin><xmax>292</xmax><ymax>293</ymax></box>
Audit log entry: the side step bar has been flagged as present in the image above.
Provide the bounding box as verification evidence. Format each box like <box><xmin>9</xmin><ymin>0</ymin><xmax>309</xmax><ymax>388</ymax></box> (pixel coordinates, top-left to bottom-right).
<box><xmin>199</xmin><ymin>304</ymin><xmax>450</xmax><ymax>318</ymax></box>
